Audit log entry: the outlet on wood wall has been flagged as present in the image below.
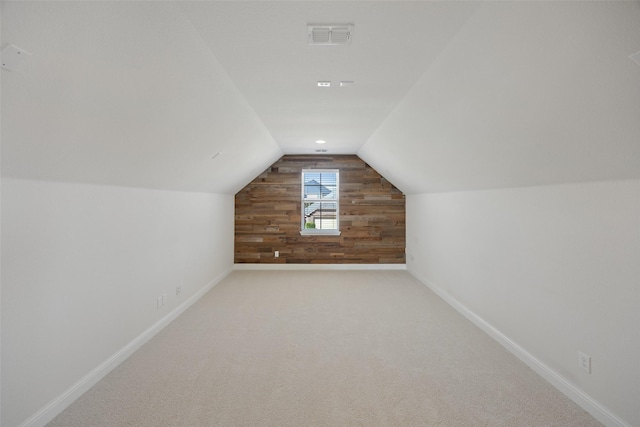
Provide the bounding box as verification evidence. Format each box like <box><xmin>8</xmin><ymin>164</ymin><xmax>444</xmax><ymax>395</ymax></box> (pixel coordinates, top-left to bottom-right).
<box><xmin>235</xmin><ymin>155</ymin><xmax>406</xmax><ymax>264</ymax></box>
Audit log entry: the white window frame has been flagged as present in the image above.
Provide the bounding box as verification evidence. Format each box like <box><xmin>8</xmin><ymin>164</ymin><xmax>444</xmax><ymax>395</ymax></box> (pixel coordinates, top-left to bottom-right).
<box><xmin>300</xmin><ymin>169</ymin><xmax>341</xmax><ymax>236</ymax></box>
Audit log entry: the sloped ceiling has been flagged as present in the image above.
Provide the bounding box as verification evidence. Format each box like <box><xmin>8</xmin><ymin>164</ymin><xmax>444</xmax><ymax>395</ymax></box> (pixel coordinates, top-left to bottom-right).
<box><xmin>359</xmin><ymin>1</ymin><xmax>640</xmax><ymax>194</ymax></box>
<box><xmin>2</xmin><ymin>1</ymin><xmax>640</xmax><ymax>195</ymax></box>
<box><xmin>1</xmin><ymin>1</ymin><xmax>283</xmax><ymax>194</ymax></box>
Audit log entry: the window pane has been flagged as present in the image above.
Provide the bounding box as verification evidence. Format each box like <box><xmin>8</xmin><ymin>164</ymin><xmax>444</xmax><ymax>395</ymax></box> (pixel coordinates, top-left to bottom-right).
<box><xmin>320</xmin><ymin>177</ymin><xmax>337</xmax><ymax>199</ymax></box>
<box><xmin>305</xmin><ymin>202</ymin><xmax>337</xmax><ymax>230</ymax></box>
<box><xmin>304</xmin><ymin>172</ymin><xmax>336</xmax><ymax>200</ymax></box>
<box><xmin>305</xmin><ymin>185</ymin><xmax>322</xmax><ymax>199</ymax></box>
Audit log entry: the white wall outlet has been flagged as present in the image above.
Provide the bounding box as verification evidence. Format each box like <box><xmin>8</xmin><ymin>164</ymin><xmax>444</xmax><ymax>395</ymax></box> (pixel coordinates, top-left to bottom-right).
<box><xmin>275</xmin><ymin>250</ymin><xmax>279</xmax><ymax>258</ymax></box>
<box><xmin>176</xmin><ymin>285</ymin><xmax>182</xmax><ymax>296</ymax></box>
<box><xmin>579</xmin><ymin>351</ymin><xmax>591</xmax><ymax>374</ymax></box>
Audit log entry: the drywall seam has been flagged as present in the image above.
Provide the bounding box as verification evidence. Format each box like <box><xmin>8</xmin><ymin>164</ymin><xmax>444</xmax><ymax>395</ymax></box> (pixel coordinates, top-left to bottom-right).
<box><xmin>233</xmin><ymin>264</ymin><xmax>406</xmax><ymax>271</ymax></box>
<box><xmin>408</xmin><ymin>269</ymin><xmax>629</xmax><ymax>427</ymax></box>
<box><xmin>18</xmin><ymin>267</ymin><xmax>233</xmax><ymax>427</ymax></box>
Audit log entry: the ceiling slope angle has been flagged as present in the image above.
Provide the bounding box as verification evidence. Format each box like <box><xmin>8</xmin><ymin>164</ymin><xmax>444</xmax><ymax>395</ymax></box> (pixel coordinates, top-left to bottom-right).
<box><xmin>1</xmin><ymin>44</ymin><xmax>32</xmax><ymax>72</ymax></box>
<box><xmin>1</xmin><ymin>1</ymin><xmax>282</xmax><ymax>194</ymax></box>
<box><xmin>359</xmin><ymin>1</ymin><xmax>640</xmax><ymax>194</ymax></box>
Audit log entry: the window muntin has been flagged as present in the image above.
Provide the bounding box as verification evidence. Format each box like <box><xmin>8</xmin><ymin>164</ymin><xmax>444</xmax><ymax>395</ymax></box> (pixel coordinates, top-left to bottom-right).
<box><xmin>301</xmin><ymin>169</ymin><xmax>340</xmax><ymax>235</ymax></box>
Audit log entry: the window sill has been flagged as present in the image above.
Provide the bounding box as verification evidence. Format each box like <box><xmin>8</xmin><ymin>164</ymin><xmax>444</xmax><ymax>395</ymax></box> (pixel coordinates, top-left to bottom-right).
<box><xmin>300</xmin><ymin>230</ymin><xmax>341</xmax><ymax>236</ymax></box>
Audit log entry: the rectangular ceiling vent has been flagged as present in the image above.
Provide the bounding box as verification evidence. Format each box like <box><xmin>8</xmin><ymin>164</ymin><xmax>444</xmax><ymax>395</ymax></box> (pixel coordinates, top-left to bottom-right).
<box><xmin>308</xmin><ymin>24</ymin><xmax>353</xmax><ymax>45</ymax></box>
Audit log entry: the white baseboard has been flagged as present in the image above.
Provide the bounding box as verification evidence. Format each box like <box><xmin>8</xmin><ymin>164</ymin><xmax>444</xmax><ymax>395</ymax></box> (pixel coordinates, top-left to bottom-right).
<box><xmin>234</xmin><ymin>263</ymin><xmax>406</xmax><ymax>271</ymax></box>
<box><xmin>408</xmin><ymin>269</ymin><xmax>628</xmax><ymax>427</ymax></box>
<box><xmin>19</xmin><ymin>268</ymin><xmax>232</xmax><ymax>427</ymax></box>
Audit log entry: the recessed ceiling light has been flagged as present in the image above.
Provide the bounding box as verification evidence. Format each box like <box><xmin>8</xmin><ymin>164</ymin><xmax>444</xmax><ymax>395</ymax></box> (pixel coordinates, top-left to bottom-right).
<box><xmin>1</xmin><ymin>44</ymin><xmax>31</xmax><ymax>72</ymax></box>
<box><xmin>315</xmin><ymin>140</ymin><xmax>326</xmax><ymax>144</ymax></box>
<box><xmin>317</xmin><ymin>81</ymin><xmax>331</xmax><ymax>87</ymax></box>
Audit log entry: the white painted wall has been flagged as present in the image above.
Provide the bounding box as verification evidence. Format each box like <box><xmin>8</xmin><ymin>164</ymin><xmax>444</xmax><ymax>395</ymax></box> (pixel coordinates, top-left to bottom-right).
<box><xmin>406</xmin><ymin>179</ymin><xmax>640</xmax><ymax>427</ymax></box>
<box><xmin>0</xmin><ymin>178</ymin><xmax>234</xmax><ymax>427</ymax></box>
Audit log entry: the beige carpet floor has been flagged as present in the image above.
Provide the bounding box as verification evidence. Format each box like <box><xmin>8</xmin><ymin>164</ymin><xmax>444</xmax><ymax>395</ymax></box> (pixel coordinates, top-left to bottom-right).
<box><xmin>49</xmin><ymin>270</ymin><xmax>601</xmax><ymax>426</ymax></box>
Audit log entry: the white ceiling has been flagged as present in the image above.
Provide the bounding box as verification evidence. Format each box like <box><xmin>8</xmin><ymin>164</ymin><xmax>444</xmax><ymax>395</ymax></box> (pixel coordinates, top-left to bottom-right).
<box><xmin>2</xmin><ymin>1</ymin><xmax>640</xmax><ymax>194</ymax></box>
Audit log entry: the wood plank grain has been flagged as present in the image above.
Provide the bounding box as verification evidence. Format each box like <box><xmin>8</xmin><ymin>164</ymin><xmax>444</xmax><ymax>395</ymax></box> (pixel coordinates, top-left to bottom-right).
<box><xmin>235</xmin><ymin>155</ymin><xmax>406</xmax><ymax>264</ymax></box>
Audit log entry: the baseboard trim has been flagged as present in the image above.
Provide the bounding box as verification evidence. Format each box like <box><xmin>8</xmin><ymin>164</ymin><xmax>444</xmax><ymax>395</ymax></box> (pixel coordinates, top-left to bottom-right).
<box><xmin>234</xmin><ymin>263</ymin><xmax>406</xmax><ymax>271</ymax></box>
<box><xmin>19</xmin><ymin>267</ymin><xmax>233</xmax><ymax>427</ymax></box>
<box><xmin>408</xmin><ymin>269</ymin><xmax>628</xmax><ymax>427</ymax></box>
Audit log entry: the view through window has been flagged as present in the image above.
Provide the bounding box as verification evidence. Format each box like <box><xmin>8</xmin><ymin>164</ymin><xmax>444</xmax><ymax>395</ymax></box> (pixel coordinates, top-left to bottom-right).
<box><xmin>301</xmin><ymin>169</ymin><xmax>339</xmax><ymax>234</ymax></box>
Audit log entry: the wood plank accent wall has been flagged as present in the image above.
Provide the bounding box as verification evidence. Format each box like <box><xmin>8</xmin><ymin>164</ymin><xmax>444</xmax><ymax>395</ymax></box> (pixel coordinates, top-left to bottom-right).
<box><xmin>235</xmin><ymin>155</ymin><xmax>406</xmax><ymax>264</ymax></box>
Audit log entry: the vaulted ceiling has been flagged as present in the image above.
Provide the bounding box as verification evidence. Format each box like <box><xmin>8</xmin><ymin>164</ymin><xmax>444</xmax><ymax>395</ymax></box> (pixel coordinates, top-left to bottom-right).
<box><xmin>2</xmin><ymin>1</ymin><xmax>640</xmax><ymax>194</ymax></box>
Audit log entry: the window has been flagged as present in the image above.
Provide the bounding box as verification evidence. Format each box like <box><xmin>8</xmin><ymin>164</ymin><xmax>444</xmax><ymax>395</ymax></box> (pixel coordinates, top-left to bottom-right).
<box><xmin>301</xmin><ymin>169</ymin><xmax>340</xmax><ymax>235</ymax></box>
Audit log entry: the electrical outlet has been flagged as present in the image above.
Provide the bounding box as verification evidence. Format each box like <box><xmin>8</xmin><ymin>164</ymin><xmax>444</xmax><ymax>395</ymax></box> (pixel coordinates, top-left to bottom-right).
<box><xmin>275</xmin><ymin>250</ymin><xmax>279</xmax><ymax>258</ymax></box>
<box><xmin>176</xmin><ymin>285</ymin><xmax>182</xmax><ymax>296</ymax></box>
<box><xmin>578</xmin><ymin>351</ymin><xmax>591</xmax><ymax>374</ymax></box>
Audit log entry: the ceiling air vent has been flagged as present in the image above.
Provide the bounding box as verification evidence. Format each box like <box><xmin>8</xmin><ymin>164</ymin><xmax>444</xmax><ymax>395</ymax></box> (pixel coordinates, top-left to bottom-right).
<box><xmin>308</xmin><ymin>24</ymin><xmax>353</xmax><ymax>45</ymax></box>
